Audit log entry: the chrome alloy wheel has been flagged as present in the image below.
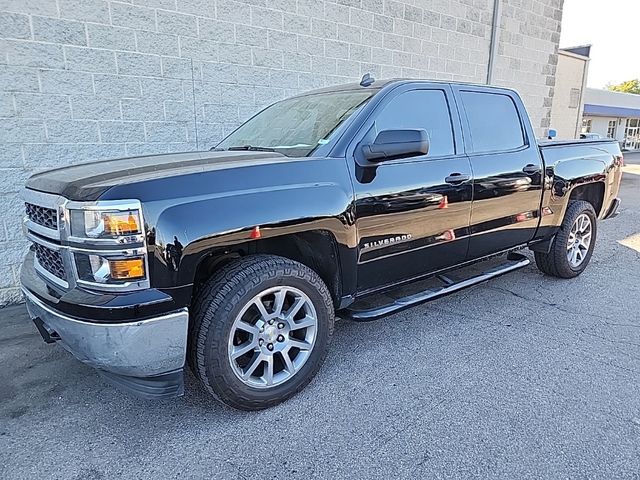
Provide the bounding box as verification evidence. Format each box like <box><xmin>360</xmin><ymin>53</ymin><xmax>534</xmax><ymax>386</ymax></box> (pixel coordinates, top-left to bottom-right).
<box><xmin>227</xmin><ymin>286</ymin><xmax>318</xmax><ymax>388</ymax></box>
<box><xmin>567</xmin><ymin>213</ymin><xmax>593</xmax><ymax>268</ymax></box>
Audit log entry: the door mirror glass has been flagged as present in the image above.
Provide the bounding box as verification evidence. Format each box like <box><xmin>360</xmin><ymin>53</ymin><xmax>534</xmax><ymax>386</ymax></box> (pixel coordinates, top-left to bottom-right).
<box><xmin>361</xmin><ymin>129</ymin><xmax>429</xmax><ymax>162</ymax></box>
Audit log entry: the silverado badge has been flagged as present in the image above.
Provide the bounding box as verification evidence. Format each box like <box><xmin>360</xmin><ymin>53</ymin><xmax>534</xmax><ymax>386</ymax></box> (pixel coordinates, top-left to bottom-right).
<box><xmin>363</xmin><ymin>234</ymin><xmax>412</xmax><ymax>250</ymax></box>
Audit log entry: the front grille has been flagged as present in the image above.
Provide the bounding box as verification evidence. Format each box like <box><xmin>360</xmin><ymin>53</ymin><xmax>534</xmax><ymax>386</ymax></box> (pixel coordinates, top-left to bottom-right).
<box><xmin>25</xmin><ymin>203</ymin><xmax>58</xmax><ymax>230</ymax></box>
<box><xmin>33</xmin><ymin>243</ymin><xmax>66</xmax><ymax>280</ymax></box>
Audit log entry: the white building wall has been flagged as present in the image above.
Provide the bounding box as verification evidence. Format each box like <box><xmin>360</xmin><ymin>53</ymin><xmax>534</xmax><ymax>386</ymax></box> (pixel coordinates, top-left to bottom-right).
<box><xmin>549</xmin><ymin>50</ymin><xmax>588</xmax><ymax>139</ymax></box>
<box><xmin>585</xmin><ymin>88</ymin><xmax>640</xmax><ymax>110</ymax></box>
<box><xmin>587</xmin><ymin>116</ymin><xmax>616</xmax><ymax>138</ymax></box>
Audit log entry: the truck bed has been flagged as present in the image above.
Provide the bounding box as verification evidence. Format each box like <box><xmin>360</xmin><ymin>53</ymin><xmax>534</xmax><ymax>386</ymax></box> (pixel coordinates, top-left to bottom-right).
<box><xmin>537</xmin><ymin>138</ymin><xmax>619</xmax><ymax>148</ymax></box>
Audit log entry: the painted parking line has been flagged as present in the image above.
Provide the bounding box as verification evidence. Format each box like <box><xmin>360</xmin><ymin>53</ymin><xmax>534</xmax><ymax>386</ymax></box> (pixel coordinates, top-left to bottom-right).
<box><xmin>618</xmin><ymin>232</ymin><xmax>640</xmax><ymax>253</ymax></box>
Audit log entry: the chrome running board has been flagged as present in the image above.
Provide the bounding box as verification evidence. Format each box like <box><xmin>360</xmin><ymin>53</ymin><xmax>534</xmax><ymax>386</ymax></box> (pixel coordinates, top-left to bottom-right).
<box><xmin>344</xmin><ymin>252</ymin><xmax>530</xmax><ymax>321</ymax></box>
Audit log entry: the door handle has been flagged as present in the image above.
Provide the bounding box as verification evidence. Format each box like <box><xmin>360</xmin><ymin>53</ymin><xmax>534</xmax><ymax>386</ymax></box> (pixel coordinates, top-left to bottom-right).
<box><xmin>444</xmin><ymin>173</ymin><xmax>470</xmax><ymax>184</ymax></box>
<box><xmin>522</xmin><ymin>164</ymin><xmax>541</xmax><ymax>174</ymax></box>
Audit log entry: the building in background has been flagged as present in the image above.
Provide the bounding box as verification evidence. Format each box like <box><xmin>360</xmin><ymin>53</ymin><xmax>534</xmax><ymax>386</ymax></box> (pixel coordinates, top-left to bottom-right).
<box><xmin>581</xmin><ymin>88</ymin><xmax>640</xmax><ymax>150</ymax></box>
<box><xmin>548</xmin><ymin>44</ymin><xmax>640</xmax><ymax>150</ymax></box>
<box><xmin>0</xmin><ymin>0</ymin><xmax>564</xmax><ymax>304</ymax></box>
<box><xmin>549</xmin><ymin>45</ymin><xmax>590</xmax><ymax>139</ymax></box>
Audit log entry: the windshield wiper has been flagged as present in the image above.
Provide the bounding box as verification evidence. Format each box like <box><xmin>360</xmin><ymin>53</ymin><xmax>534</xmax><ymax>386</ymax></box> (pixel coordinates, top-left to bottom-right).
<box><xmin>225</xmin><ymin>145</ymin><xmax>276</xmax><ymax>152</ymax></box>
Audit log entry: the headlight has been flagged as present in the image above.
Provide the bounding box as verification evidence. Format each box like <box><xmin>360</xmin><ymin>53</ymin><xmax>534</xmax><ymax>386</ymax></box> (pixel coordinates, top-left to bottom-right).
<box><xmin>75</xmin><ymin>253</ymin><xmax>146</xmax><ymax>284</ymax></box>
<box><xmin>70</xmin><ymin>209</ymin><xmax>142</xmax><ymax>239</ymax></box>
<box><xmin>65</xmin><ymin>200</ymin><xmax>150</xmax><ymax>292</ymax></box>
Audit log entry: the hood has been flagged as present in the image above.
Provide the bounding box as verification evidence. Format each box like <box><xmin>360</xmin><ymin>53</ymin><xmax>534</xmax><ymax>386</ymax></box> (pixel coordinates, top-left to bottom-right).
<box><xmin>25</xmin><ymin>150</ymin><xmax>294</xmax><ymax>201</ymax></box>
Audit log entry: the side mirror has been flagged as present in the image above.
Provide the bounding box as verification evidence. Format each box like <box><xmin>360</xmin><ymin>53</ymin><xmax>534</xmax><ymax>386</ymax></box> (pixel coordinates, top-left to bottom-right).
<box><xmin>547</xmin><ymin>128</ymin><xmax>557</xmax><ymax>139</ymax></box>
<box><xmin>361</xmin><ymin>129</ymin><xmax>429</xmax><ymax>162</ymax></box>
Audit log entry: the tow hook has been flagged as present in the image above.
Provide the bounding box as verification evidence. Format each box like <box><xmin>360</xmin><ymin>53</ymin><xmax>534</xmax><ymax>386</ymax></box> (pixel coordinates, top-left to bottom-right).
<box><xmin>32</xmin><ymin>317</ymin><xmax>60</xmax><ymax>344</ymax></box>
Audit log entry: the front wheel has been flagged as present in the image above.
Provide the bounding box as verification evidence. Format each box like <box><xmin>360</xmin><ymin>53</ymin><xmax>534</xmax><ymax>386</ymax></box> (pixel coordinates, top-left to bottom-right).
<box><xmin>534</xmin><ymin>200</ymin><xmax>597</xmax><ymax>278</ymax></box>
<box><xmin>189</xmin><ymin>255</ymin><xmax>334</xmax><ymax>410</ymax></box>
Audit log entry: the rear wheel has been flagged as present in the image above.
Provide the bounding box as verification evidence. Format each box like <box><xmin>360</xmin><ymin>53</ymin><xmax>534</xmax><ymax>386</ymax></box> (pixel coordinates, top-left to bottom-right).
<box><xmin>189</xmin><ymin>255</ymin><xmax>334</xmax><ymax>410</ymax></box>
<box><xmin>534</xmin><ymin>200</ymin><xmax>597</xmax><ymax>278</ymax></box>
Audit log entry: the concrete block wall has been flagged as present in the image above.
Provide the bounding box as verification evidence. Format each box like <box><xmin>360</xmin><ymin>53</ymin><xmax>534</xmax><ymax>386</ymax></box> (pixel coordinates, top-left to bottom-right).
<box><xmin>0</xmin><ymin>0</ymin><xmax>562</xmax><ymax>305</ymax></box>
<box><xmin>493</xmin><ymin>0</ymin><xmax>564</xmax><ymax>132</ymax></box>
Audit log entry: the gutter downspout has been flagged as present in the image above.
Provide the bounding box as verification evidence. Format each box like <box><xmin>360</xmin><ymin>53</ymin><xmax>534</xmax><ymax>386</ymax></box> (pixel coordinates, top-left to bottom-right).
<box><xmin>486</xmin><ymin>0</ymin><xmax>502</xmax><ymax>84</ymax></box>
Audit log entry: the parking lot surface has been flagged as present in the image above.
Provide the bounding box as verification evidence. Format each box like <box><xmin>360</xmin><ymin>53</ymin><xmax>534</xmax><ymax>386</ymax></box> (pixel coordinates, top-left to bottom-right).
<box><xmin>1</xmin><ymin>154</ymin><xmax>639</xmax><ymax>480</ymax></box>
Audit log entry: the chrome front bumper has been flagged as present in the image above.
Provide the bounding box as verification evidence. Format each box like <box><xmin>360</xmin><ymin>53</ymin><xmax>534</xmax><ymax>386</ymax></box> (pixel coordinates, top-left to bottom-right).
<box><xmin>23</xmin><ymin>288</ymin><xmax>189</xmax><ymax>379</ymax></box>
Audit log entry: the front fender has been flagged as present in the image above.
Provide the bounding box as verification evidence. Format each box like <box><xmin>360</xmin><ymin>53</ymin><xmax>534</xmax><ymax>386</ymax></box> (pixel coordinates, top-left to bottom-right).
<box><xmin>149</xmin><ymin>182</ymin><xmax>356</xmax><ymax>289</ymax></box>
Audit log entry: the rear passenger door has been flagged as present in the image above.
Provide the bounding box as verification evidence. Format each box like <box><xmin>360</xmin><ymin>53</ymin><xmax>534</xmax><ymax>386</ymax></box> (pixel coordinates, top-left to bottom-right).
<box><xmin>453</xmin><ymin>86</ymin><xmax>543</xmax><ymax>259</ymax></box>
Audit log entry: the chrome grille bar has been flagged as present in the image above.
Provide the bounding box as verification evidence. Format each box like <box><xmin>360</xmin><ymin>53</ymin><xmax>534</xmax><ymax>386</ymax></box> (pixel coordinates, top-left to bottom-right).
<box><xmin>22</xmin><ymin>189</ymin><xmax>69</xmax><ymax>287</ymax></box>
<box><xmin>25</xmin><ymin>202</ymin><xmax>58</xmax><ymax>230</ymax></box>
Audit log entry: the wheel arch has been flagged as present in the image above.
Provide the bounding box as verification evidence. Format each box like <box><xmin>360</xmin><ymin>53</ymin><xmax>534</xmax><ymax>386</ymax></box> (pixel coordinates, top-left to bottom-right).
<box><xmin>191</xmin><ymin>230</ymin><xmax>343</xmax><ymax>307</ymax></box>
<box><xmin>568</xmin><ymin>181</ymin><xmax>605</xmax><ymax>217</ymax></box>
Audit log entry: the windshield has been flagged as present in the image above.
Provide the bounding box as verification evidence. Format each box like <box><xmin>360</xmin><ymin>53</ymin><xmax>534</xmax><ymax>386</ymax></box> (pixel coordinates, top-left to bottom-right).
<box><xmin>216</xmin><ymin>90</ymin><xmax>375</xmax><ymax>157</ymax></box>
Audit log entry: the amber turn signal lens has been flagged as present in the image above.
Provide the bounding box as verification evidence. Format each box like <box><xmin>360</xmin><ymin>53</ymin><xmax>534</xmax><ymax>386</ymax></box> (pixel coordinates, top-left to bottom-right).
<box><xmin>108</xmin><ymin>258</ymin><xmax>145</xmax><ymax>280</ymax></box>
<box><xmin>103</xmin><ymin>211</ymin><xmax>141</xmax><ymax>236</ymax></box>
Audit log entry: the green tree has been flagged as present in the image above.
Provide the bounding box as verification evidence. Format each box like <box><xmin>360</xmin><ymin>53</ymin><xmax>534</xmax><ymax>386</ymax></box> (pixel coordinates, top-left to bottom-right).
<box><xmin>607</xmin><ymin>79</ymin><xmax>640</xmax><ymax>94</ymax></box>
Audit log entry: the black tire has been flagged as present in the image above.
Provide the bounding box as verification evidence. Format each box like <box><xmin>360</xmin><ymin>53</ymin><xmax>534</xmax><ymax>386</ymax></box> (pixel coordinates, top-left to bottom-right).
<box><xmin>534</xmin><ymin>200</ymin><xmax>597</xmax><ymax>278</ymax></box>
<box><xmin>189</xmin><ymin>254</ymin><xmax>334</xmax><ymax>410</ymax></box>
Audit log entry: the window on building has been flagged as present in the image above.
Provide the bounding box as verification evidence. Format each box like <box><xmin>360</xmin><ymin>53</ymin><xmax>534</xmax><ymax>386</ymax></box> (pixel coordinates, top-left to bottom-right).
<box><xmin>625</xmin><ymin>118</ymin><xmax>640</xmax><ymax>150</ymax></box>
<box><xmin>581</xmin><ymin>118</ymin><xmax>592</xmax><ymax>133</ymax></box>
<box><xmin>460</xmin><ymin>91</ymin><xmax>525</xmax><ymax>153</ymax></box>
<box><xmin>607</xmin><ymin>120</ymin><xmax>617</xmax><ymax>138</ymax></box>
<box><xmin>569</xmin><ymin>88</ymin><xmax>581</xmax><ymax>108</ymax></box>
<box><xmin>373</xmin><ymin>89</ymin><xmax>455</xmax><ymax>157</ymax></box>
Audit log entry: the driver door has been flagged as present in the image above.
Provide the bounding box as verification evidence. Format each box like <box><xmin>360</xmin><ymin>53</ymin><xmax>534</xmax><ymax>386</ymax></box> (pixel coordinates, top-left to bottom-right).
<box><xmin>349</xmin><ymin>85</ymin><xmax>473</xmax><ymax>293</ymax></box>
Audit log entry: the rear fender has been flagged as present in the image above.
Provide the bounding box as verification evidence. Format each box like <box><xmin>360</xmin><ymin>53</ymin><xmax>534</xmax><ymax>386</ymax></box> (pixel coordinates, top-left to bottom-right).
<box><xmin>535</xmin><ymin>147</ymin><xmax>620</xmax><ymax>239</ymax></box>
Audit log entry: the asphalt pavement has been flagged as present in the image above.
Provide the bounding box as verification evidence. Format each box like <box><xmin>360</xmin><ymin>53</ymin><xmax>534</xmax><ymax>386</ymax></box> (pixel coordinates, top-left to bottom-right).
<box><xmin>1</xmin><ymin>153</ymin><xmax>639</xmax><ymax>480</ymax></box>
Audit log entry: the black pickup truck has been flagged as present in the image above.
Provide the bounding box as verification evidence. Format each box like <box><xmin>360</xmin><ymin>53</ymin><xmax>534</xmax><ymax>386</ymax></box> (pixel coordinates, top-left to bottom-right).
<box><xmin>21</xmin><ymin>78</ymin><xmax>623</xmax><ymax>410</ymax></box>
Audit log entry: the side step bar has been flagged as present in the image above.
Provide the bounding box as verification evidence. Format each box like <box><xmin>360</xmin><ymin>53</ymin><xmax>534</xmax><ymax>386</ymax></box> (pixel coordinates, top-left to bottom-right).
<box><xmin>344</xmin><ymin>252</ymin><xmax>530</xmax><ymax>321</ymax></box>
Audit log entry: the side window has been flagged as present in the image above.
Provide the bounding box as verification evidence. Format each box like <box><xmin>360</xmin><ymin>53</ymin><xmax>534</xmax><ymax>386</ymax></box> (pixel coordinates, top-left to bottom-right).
<box><xmin>461</xmin><ymin>91</ymin><xmax>525</xmax><ymax>153</ymax></box>
<box><xmin>374</xmin><ymin>89</ymin><xmax>455</xmax><ymax>157</ymax></box>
